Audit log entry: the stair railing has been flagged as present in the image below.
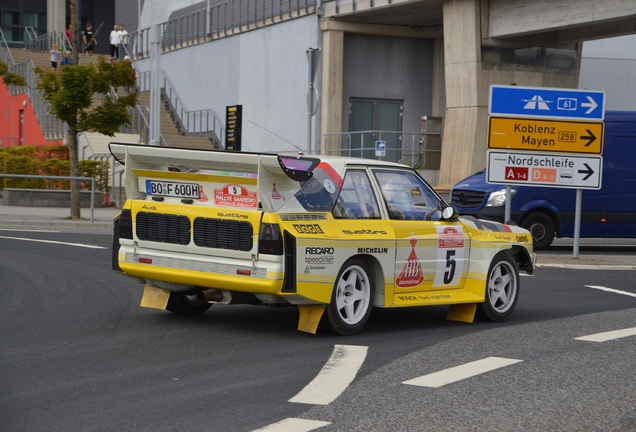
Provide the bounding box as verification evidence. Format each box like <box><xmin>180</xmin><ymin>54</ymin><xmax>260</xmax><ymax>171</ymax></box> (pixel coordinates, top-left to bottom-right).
<box><xmin>162</xmin><ymin>71</ymin><xmax>223</xmax><ymax>147</ymax></box>
<box><xmin>24</xmin><ymin>27</ymin><xmax>66</xmax><ymax>53</ymax></box>
<box><xmin>0</xmin><ymin>27</ymin><xmax>15</xmax><ymax>65</ymax></box>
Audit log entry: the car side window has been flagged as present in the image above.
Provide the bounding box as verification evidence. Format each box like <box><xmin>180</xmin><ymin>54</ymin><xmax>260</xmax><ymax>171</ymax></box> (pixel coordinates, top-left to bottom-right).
<box><xmin>373</xmin><ymin>169</ymin><xmax>442</xmax><ymax>220</ymax></box>
<box><xmin>332</xmin><ymin>170</ymin><xmax>381</xmax><ymax>219</ymax></box>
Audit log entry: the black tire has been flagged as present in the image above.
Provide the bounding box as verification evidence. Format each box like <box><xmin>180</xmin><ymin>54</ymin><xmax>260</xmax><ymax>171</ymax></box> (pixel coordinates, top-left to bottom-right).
<box><xmin>322</xmin><ymin>258</ymin><xmax>374</xmax><ymax>335</ymax></box>
<box><xmin>478</xmin><ymin>252</ymin><xmax>520</xmax><ymax>322</ymax></box>
<box><xmin>521</xmin><ymin>212</ymin><xmax>555</xmax><ymax>250</ymax></box>
<box><xmin>166</xmin><ymin>290</ymin><xmax>212</xmax><ymax>315</ymax></box>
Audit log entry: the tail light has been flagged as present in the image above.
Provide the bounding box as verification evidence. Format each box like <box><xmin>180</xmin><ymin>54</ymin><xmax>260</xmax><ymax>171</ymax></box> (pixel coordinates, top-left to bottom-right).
<box><xmin>258</xmin><ymin>223</ymin><xmax>283</xmax><ymax>255</ymax></box>
<box><xmin>119</xmin><ymin>209</ymin><xmax>133</xmax><ymax>239</ymax></box>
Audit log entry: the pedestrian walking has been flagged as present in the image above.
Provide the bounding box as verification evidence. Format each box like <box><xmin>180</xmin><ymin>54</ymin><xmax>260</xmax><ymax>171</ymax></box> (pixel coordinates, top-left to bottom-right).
<box><xmin>117</xmin><ymin>25</ymin><xmax>129</xmax><ymax>59</ymax></box>
<box><xmin>65</xmin><ymin>24</ymin><xmax>73</xmax><ymax>51</ymax></box>
<box><xmin>49</xmin><ymin>45</ymin><xmax>61</xmax><ymax>72</ymax></box>
<box><xmin>82</xmin><ymin>24</ymin><xmax>96</xmax><ymax>56</ymax></box>
<box><xmin>109</xmin><ymin>24</ymin><xmax>119</xmax><ymax>58</ymax></box>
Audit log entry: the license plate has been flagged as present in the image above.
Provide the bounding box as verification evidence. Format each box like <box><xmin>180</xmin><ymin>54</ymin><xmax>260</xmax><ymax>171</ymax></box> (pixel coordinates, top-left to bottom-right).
<box><xmin>146</xmin><ymin>180</ymin><xmax>200</xmax><ymax>198</ymax></box>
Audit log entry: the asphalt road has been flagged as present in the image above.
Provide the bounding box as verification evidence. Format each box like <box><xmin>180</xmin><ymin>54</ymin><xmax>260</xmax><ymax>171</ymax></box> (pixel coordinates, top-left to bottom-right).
<box><xmin>1</xmin><ymin>229</ymin><xmax>635</xmax><ymax>431</ymax></box>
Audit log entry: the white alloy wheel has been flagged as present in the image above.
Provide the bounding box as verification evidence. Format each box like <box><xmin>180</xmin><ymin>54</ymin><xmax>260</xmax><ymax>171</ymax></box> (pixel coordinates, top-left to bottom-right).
<box><xmin>479</xmin><ymin>252</ymin><xmax>520</xmax><ymax>321</ymax></box>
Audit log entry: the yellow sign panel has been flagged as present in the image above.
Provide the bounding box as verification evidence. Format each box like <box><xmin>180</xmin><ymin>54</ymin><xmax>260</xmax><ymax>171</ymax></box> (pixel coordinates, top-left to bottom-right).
<box><xmin>488</xmin><ymin>117</ymin><xmax>604</xmax><ymax>154</ymax></box>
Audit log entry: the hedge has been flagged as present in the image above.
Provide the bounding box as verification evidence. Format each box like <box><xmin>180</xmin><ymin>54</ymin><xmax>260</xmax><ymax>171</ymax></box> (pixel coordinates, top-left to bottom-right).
<box><xmin>0</xmin><ymin>145</ymin><xmax>109</xmax><ymax>192</ymax></box>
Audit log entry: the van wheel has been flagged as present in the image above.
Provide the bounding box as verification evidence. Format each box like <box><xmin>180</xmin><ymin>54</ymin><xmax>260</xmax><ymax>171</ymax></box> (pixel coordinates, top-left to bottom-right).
<box><xmin>322</xmin><ymin>258</ymin><xmax>374</xmax><ymax>335</ymax></box>
<box><xmin>521</xmin><ymin>212</ymin><xmax>555</xmax><ymax>250</ymax></box>
<box><xmin>166</xmin><ymin>290</ymin><xmax>212</xmax><ymax>315</ymax></box>
<box><xmin>478</xmin><ymin>252</ymin><xmax>519</xmax><ymax>322</ymax></box>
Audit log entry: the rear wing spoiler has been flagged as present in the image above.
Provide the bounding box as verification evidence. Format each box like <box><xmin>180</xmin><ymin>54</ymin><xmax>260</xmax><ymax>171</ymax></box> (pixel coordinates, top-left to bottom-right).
<box><xmin>108</xmin><ymin>143</ymin><xmax>314</xmax><ymax>212</ymax></box>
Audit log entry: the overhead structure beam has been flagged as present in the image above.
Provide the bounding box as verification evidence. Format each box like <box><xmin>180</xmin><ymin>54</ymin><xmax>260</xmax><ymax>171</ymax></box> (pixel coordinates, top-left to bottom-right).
<box><xmin>488</xmin><ymin>0</ymin><xmax>636</xmax><ymax>39</ymax></box>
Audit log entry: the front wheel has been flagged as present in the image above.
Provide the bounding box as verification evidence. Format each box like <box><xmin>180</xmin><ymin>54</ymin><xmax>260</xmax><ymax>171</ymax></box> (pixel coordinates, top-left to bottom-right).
<box><xmin>166</xmin><ymin>290</ymin><xmax>212</xmax><ymax>315</ymax></box>
<box><xmin>521</xmin><ymin>212</ymin><xmax>555</xmax><ymax>250</ymax></box>
<box><xmin>322</xmin><ymin>258</ymin><xmax>374</xmax><ymax>335</ymax></box>
<box><xmin>478</xmin><ymin>252</ymin><xmax>520</xmax><ymax>322</ymax></box>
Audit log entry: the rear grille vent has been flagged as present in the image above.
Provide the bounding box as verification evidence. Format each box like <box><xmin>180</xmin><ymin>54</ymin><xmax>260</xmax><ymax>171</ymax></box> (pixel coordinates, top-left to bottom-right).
<box><xmin>451</xmin><ymin>190</ymin><xmax>486</xmax><ymax>208</ymax></box>
<box><xmin>136</xmin><ymin>212</ymin><xmax>191</xmax><ymax>245</ymax></box>
<box><xmin>193</xmin><ymin>218</ymin><xmax>253</xmax><ymax>251</ymax></box>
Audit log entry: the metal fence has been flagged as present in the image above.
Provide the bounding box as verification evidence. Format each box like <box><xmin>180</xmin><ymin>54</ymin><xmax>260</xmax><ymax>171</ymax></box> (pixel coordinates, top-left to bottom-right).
<box><xmin>124</xmin><ymin>0</ymin><xmax>315</xmax><ymax>60</ymax></box>
<box><xmin>322</xmin><ymin>130</ymin><xmax>443</xmax><ymax>169</ymax></box>
<box><xmin>0</xmin><ymin>174</ymin><xmax>98</xmax><ymax>222</ymax></box>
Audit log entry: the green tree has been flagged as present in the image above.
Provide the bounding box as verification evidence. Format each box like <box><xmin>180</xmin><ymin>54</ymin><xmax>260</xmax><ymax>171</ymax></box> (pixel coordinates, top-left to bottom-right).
<box><xmin>36</xmin><ymin>56</ymin><xmax>137</xmax><ymax>219</ymax></box>
<box><xmin>0</xmin><ymin>60</ymin><xmax>28</xmax><ymax>87</ymax></box>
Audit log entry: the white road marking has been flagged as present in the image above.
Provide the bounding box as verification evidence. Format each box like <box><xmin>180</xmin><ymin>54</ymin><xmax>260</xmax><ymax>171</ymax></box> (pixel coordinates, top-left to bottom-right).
<box><xmin>289</xmin><ymin>344</ymin><xmax>368</xmax><ymax>405</ymax></box>
<box><xmin>252</xmin><ymin>418</ymin><xmax>331</xmax><ymax>432</ymax></box>
<box><xmin>403</xmin><ymin>357</ymin><xmax>523</xmax><ymax>388</ymax></box>
<box><xmin>575</xmin><ymin>327</ymin><xmax>636</xmax><ymax>342</ymax></box>
<box><xmin>0</xmin><ymin>235</ymin><xmax>106</xmax><ymax>249</ymax></box>
<box><xmin>539</xmin><ymin>264</ymin><xmax>636</xmax><ymax>270</ymax></box>
<box><xmin>585</xmin><ymin>285</ymin><xmax>636</xmax><ymax>298</ymax></box>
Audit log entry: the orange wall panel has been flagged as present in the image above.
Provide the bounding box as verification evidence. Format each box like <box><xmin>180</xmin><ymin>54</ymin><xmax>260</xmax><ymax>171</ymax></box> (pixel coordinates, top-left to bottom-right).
<box><xmin>0</xmin><ymin>79</ymin><xmax>63</xmax><ymax>147</ymax></box>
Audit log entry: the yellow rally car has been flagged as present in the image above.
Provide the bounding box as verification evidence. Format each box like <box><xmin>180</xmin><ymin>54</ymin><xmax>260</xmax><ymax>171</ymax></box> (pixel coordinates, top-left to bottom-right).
<box><xmin>109</xmin><ymin>143</ymin><xmax>535</xmax><ymax>335</ymax></box>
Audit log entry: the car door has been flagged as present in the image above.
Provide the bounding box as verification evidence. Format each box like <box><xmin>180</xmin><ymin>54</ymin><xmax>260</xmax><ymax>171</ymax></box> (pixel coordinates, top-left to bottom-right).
<box><xmin>371</xmin><ymin>168</ymin><xmax>469</xmax><ymax>294</ymax></box>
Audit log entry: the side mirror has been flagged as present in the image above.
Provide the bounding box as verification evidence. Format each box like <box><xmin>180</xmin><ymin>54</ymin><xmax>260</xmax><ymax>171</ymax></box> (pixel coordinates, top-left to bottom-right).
<box><xmin>441</xmin><ymin>206</ymin><xmax>458</xmax><ymax>220</ymax></box>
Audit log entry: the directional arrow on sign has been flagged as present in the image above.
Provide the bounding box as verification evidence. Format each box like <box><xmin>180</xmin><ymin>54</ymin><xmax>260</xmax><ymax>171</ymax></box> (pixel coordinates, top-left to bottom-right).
<box><xmin>578</xmin><ymin>163</ymin><xmax>595</xmax><ymax>180</ymax></box>
<box><xmin>581</xmin><ymin>129</ymin><xmax>597</xmax><ymax>147</ymax></box>
<box><xmin>581</xmin><ymin>96</ymin><xmax>598</xmax><ymax>115</ymax></box>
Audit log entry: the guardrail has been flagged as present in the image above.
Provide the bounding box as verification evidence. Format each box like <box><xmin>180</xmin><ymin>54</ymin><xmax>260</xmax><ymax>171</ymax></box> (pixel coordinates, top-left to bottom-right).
<box><xmin>0</xmin><ymin>174</ymin><xmax>97</xmax><ymax>222</ymax></box>
<box><xmin>322</xmin><ymin>130</ymin><xmax>442</xmax><ymax>168</ymax></box>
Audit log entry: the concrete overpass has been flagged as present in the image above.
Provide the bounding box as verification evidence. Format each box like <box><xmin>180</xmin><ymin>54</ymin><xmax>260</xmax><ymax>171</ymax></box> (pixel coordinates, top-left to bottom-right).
<box><xmin>319</xmin><ymin>0</ymin><xmax>636</xmax><ymax>187</ymax></box>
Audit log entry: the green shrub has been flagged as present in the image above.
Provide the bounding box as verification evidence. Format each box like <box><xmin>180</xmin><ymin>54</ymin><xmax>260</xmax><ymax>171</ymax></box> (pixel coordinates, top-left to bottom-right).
<box><xmin>0</xmin><ymin>145</ymin><xmax>106</xmax><ymax>192</ymax></box>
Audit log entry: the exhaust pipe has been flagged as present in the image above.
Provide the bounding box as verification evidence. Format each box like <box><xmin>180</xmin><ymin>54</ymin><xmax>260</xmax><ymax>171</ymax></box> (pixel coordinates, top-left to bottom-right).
<box><xmin>198</xmin><ymin>289</ymin><xmax>232</xmax><ymax>304</ymax></box>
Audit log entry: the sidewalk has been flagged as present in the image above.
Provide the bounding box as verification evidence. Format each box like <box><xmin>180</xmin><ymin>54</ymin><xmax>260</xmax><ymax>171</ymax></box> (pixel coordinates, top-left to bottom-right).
<box><xmin>0</xmin><ymin>202</ymin><xmax>119</xmax><ymax>229</ymax></box>
<box><xmin>0</xmin><ymin>202</ymin><xmax>633</xmax><ymax>269</ymax></box>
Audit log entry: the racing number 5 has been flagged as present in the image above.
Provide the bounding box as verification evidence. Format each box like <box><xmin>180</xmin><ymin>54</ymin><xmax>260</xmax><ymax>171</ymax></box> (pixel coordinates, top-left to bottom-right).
<box><xmin>443</xmin><ymin>250</ymin><xmax>456</xmax><ymax>284</ymax></box>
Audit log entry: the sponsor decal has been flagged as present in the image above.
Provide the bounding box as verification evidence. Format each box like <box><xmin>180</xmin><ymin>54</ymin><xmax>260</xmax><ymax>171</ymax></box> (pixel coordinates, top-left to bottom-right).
<box><xmin>294</xmin><ymin>224</ymin><xmax>325</xmax><ymax>234</ymax></box>
<box><xmin>217</xmin><ymin>212</ymin><xmax>249</xmax><ymax>219</ymax></box>
<box><xmin>271</xmin><ymin>183</ymin><xmax>281</xmax><ymax>200</ymax></box>
<box><xmin>304</xmin><ymin>266</ymin><xmax>311</xmax><ymax>274</ymax></box>
<box><xmin>141</xmin><ymin>205</ymin><xmax>157</xmax><ymax>210</ymax></box>
<box><xmin>305</xmin><ymin>247</ymin><xmax>334</xmax><ymax>255</ymax></box>
<box><xmin>342</xmin><ymin>229</ymin><xmax>388</xmax><ymax>235</ymax></box>
<box><xmin>516</xmin><ymin>234</ymin><xmax>529</xmax><ymax>243</ymax></box>
<box><xmin>438</xmin><ymin>227</ymin><xmax>465</xmax><ymax>248</ymax></box>
<box><xmin>396</xmin><ymin>233</ymin><xmax>424</xmax><ymax>288</ymax></box>
<box><xmin>197</xmin><ymin>185</ymin><xmax>209</xmax><ymax>202</ymax></box>
<box><xmin>357</xmin><ymin>247</ymin><xmax>388</xmax><ymax>254</ymax></box>
<box><xmin>305</xmin><ymin>256</ymin><xmax>334</xmax><ymax>265</ymax></box>
<box><xmin>214</xmin><ymin>184</ymin><xmax>258</xmax><ymax>209</ymax></box>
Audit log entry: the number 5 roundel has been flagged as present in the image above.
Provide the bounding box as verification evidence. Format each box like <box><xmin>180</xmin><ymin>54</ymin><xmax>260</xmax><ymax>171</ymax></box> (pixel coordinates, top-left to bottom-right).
<box><xmin>433</xmin><ymin>226</ymin><xmax>466</xmax><ymax>287</ymax></box>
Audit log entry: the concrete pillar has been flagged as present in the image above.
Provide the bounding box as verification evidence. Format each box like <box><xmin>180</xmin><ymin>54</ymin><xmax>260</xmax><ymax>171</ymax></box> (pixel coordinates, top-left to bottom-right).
<box><xmin>438</xmin><ymin>0</ymin><xmax>487</xmax><ymax>188</ymax></box>
<box><xmin>319</xmin><ymin>28</ymin><xmax>344</xmax><ymax>154</ymax></box>
<box><xmin>47</xmin><ymin>0</ymin><xmax>66</xmax><ymax>33</ymax></box>
<box><xmin>438</xmin><ymin>0</ymin><xmax>582</xmax><ymax>188</ymax></box>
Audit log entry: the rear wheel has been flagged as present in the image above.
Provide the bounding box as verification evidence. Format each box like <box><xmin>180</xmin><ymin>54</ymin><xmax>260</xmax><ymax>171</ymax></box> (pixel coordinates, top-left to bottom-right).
<box><xmin>478</xmin><ymin>252</ymin><xmax>519</xmax><ymax>322</ymax></box>
<box><xmin>322</xmin><ymin>258</ymin><xmax>374</xmax><ymax>335</ymax></box>
<box><xmin>521</xmin><ymin>212</ymin><xmax>555</xmax><ymax>250</ymax></box>
<box><xmin>166</xmin><ymin>290</ymin><xmax>212</xmax><ymax>315</ymax></box>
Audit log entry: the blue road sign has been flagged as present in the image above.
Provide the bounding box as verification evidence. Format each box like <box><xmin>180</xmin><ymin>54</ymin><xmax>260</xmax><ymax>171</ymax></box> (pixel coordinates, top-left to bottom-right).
<box><xmin>490</xmin><ymin>85</ymin><xmax>605</xmax><ymax>121</ymax></box>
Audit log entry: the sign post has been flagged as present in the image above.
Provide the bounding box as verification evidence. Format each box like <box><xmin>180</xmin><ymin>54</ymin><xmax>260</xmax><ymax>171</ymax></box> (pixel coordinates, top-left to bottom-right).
<box><xmin>487</xmin><ymin>85</ymin><xmax>606</xmax><ymax>258</ymax></box>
